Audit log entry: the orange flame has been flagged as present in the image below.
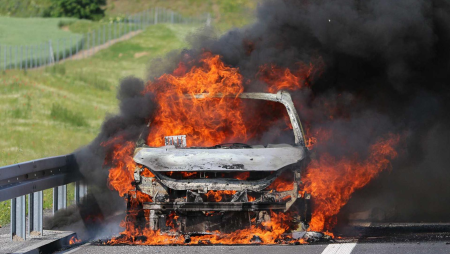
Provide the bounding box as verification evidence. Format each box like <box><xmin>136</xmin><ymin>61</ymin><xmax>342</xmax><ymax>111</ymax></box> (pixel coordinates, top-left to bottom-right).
<box><xmin>106</xmin><ymin>141</ymin><xmax>136</xmax><ymax>197</ymax></box>
<box><xmin>205</xmin><ymin>190</ymin><xmax>236</xmax><ymax>202</ymax></box>
<box><xmin>104</xmin><ymin>51</ymin><xmax>399</xmax><ymax>244</ymax></box>
<box><xmin>303</xmin><ymin>134</ymin><xmax>400</xmax><ymax>231</ymax></box>
<box><xmin>69</xmin><ymin>236</ymin><xmax>81</xmax><ymax>245</ymax></box>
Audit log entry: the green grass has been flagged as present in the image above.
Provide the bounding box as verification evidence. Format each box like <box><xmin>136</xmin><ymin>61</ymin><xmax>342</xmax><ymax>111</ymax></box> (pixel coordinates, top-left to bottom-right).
<box><xmin>0</xmin><ymin>0</ymin><xmax>256</xmax><ymax>32</ymax></box>
<box><xmin>104</xmin><ymin>0</ymin><xmax>257</xmax><ymax>30</ymax></box>
<box><xmin>0</xmin><ymin>23</ymin><xmax>199</xmax><ymax>226</ymax></box>
<box><xmin>0</xmin><ymin>17</ymin><xmax>83</xmax><ymax>69</ymax></box>
<box><xmin>0</xmin><ymin>0</ymin><xmax>51</xmax><ymax>17</ymax></box>
<box><xmin>0</xmin><ymin>0</ymin><xmax>257</xmax><ymax>228</ymax></box>
<box><xmin>0</xmin><ymin>17</ymin><xmax>80</xmax><ymax>45</ymax></box>
<box><xmin>50</xmin><ymin>103</ymin><xmax>89</xmax><ymax>127</ymax></box>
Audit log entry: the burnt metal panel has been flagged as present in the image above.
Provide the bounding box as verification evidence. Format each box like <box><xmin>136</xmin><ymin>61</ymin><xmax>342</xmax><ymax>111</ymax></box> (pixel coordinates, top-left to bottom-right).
<box><xmin>144</xmin><ymin>202</ymin><xmax>286</xmax><ymax>211</ymax></box>
<box><xmin>150</xmin><ymin>170</ymin><xmax>280</xmax><ymax>191</ymax></box>
<box><xmin>134</xmin><ymin>145</ymin><xmax>305</xmax><ymax>172</ymax></box>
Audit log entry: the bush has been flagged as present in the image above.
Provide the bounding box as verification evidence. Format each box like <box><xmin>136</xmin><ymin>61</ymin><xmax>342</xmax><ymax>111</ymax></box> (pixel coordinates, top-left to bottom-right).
<box><xmin>44</xmin><ymin>0</ymin><xmax>106</xmax><ymax>21</ymax></box>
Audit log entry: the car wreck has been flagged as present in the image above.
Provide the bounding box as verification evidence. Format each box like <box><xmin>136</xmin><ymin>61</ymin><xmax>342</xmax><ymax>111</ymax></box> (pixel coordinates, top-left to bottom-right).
<box><xmin>131</xmin><ymin>91</ymin><xmax>311</xmax><ymax>236</ymax></box>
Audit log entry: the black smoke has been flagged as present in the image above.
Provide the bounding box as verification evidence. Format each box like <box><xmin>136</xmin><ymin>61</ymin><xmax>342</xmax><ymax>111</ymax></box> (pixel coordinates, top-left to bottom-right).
<box><xmin>68</xmin><ymin>0</ymin><xmax>450</xmax><ymax>237</ymax></box>
<box><xmin>198</xmin><ymin>0</ymin><xmax>450</xmax><ymax>223</ymax></box>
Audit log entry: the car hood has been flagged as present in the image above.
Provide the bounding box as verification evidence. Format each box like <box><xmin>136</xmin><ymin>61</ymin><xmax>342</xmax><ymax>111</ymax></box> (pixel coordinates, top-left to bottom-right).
<box><xmin>133</xmin><ymin>144</ymin><xmax>306</xmax><ymax>172</ymax></box>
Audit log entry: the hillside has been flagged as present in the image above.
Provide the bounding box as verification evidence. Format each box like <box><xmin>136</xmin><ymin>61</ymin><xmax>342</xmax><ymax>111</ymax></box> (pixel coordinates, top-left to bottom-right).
<box><xmin>0</xmin><ymin>0</ymin><xmax>257</xmax><ymax>28</ymax></box>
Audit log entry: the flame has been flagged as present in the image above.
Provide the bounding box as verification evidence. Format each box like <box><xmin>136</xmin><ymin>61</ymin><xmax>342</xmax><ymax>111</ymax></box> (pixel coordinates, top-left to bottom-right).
<box><xmin>104</xmin><ymin>51</ymin><xmax>400</xmax><ymax>245</ymax></box>
<box><xmin>145</xmin><ymin>52</ymin><xmax>246</xmax><ymax>147</ymax></box>
<box><xmin>303</xmin><ymin>134</ymin><xmax>400</xmax><ymax>231</ymax></box>
<box><xmin>234</xmin><ymin>171</ymin><xmax>250</xmax><ymax>180</ymax></box>
<box><xmin>108</xmin><ymin>211</ymin><xmax>297</xmax><ymax>245</ymax></box>
<box><xmin>205</xmin><ymin>190</ymin><xmax>236</xmax><ymax>202</ymax></box>
<box><xmin>69</xmin><ymin>236</ymin><xmax>81</xmax><ymax>245</ymax></box>
<box><xmin>141</xmin><ymin>168</ymin><xmax>155</xmax><ymax>177</ymax></box>
<box><xmin>258</xmin><ymin>62</ymin><xmax>322</xmax><ymax>93</ymax></box>
<box><xmin>106</xmin><ymin>140</ymin><xmax>136</xmax><ymax>197</ymax></box>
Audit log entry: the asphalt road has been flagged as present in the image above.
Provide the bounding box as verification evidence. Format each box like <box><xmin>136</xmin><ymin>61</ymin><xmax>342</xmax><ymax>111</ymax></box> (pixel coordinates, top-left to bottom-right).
<box><xmin>57</xmin><ymin>241</ymin><xmax>450</xmax><ymax>254</ymax></box>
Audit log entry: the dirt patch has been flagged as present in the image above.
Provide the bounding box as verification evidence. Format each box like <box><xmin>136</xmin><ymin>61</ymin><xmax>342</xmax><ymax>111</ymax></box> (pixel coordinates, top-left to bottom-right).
<box><xmin>61</xmin><ymin>26</ymin><xmax>70</xmax><ymax>32</ymax></box>
<box><xmin>134</xmin><ymin>52</ymin><xmax>149</xmax><ymax>58</ymax></box>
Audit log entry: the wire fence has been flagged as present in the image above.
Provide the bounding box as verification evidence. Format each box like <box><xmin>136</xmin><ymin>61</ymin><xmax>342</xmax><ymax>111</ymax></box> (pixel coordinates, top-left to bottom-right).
<box><xmin>0</xmin><ymin>7</ymin><xmax>211</xmax><ymax>71</ymax></box>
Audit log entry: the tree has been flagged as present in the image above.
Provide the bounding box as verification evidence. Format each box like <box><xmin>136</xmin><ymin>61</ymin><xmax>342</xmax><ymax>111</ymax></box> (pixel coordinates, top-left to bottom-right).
<box><xmin>45</xmin><ymin>0</ymin><xmax>106</xmax><ymax>20</ymax></box>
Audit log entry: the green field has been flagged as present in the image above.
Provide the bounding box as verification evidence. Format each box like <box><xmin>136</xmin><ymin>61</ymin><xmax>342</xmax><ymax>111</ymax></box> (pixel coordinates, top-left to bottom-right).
<box><xmin>0</xmin><ymin>17</ymin><xmax>83</xmax><ymax>69</ymax></box>
<box><xmin>0</xmin><ymin>23</ymin><xmax>199</xmax><ymax>226</ymax></box>
<box><xmin>0</xmin><ymin>0</ymin><xmax>256</xmax><ymax>227</ymax></box>
<box><xmin>0</xmin><ymin>0</ymin><xmax>256</xmax><ymax>30</ymax></box>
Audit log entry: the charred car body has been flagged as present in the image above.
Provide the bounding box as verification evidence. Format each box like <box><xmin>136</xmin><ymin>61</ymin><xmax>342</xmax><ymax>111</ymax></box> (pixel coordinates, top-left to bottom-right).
<box><xmin>132</xmin><ymin>91</ymin><xmax>311</xmax><ymax>235</ymax></box>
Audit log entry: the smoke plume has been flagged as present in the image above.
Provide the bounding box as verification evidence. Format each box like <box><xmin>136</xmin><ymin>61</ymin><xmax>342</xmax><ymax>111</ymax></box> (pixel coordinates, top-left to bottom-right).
<box><xmin>68</xmin><ymin>0</ymin><xmax>450</xmax><ymax>237</ymax></box>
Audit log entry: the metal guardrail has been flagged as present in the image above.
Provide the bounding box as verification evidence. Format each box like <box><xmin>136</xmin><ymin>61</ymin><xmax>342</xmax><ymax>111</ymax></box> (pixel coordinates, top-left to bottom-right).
<box><xmin>0</xmin><ymin>154</ymin><xmax>86</xmax><ymax>241</ymax></box>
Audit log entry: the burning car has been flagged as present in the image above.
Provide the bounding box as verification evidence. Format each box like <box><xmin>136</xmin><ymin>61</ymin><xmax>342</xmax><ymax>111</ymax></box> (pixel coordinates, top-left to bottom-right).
<box><xmin>131</xmin><ymin>90</ymin><xmax>312</xmax><ymax>237</ymax></box>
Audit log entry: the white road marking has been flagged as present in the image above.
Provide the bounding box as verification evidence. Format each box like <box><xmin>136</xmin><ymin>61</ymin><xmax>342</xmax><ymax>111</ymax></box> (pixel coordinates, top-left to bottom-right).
<box><xmin>321</xmin><ymin>243</ymin><xmax>357</xmax><ymax>254</ymax></box>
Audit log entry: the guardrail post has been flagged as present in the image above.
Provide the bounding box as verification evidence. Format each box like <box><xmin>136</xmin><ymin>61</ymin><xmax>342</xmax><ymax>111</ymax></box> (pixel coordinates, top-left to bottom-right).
<box><xmin>11</xmin><ymin>195</ymin><xmax>26</xmax><ymax>241</ymax></box>
<box><xmin>53</xmin><ymin>185</ymin><xmax>67</xmax><ymax>214</ymax></box>
<box><xmin>75</xmin><ymin>181</ymin><xmax>87</xmax><ymax>204</ymax></box>
<box><xmin>28</xmin><ymin>191</ymin><xmax>43</xmax><ymax>236</ymax></box>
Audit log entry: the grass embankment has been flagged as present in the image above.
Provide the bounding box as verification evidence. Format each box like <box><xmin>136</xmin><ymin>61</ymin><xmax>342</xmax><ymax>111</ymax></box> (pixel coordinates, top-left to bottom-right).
<box><xmin>0</xmin><ymin>23</ymin><xmax>198</xmax><ymax>226</ymax></box>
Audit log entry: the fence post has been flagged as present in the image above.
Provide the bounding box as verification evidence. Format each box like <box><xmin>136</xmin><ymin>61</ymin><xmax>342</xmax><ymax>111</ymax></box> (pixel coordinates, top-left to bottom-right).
<box><xmin>28</xmin><ymin>191</ymin><xmax>43</xmax><ymax>236</ymax></box>
<box><xmin>11</xmin><ymin>196</ymin><xmax>26</xmax><ymax>241</ymax></box>
<box><xmin>25</xmin><ymin>46</ymin><xmax>28</xmax><ymax>69</ymax></box>
<box><xmin>53</xmin><ymin>185</ymin><xmax>67</xmax><ymax>214</ymax></box>
<box><xmin>75</xmin><ymin>181</ymin><xmax>88</xmax><ymax>204</ymax></box>
<box><xmin>20</xmin><ymin>46</ymin><xmax>23</xmax><ymax>70</ymax></box>
<box><xmin>76</xmin><ymin>36</ymin><xmax>79</xmax><ymax>57</ymax></box>
<box><xmin>207</xmin><ymin>13</ymin><xmax>211</xmax><ymax>26</ymax></box>
<box><xmin>155</xmin><ymin>7</ymin><xmax>158</xmax><ymax>24</ymax></box>
<box><xmin>128</xmin><ymin>16</ymin><xmax>131</xmax><ymax>34</ymax></box>
<box><xmin>171</xmin><ymin>11</ymin><xmax>174</xmax><ymax>24</ymax></box>
<box><xmin>29</xmin><ymin>45</ymin><xmax>32</xmax><ymax>68</ymax></box>
<box><xmin>56</xmin><ymin>39</ymin><xmax>60</xmax><ymax>62</ymax></box>
<box><xmin>119</xmin><ymin>21</ymin><xmax>122</xmax><ymax>37</ymax></box>
<box><xmin>3</xmin><ymin>45</ymin><xmax>6</xmax><ymax>70</ymax></box>
<box><xmin>109</xmin><ymin>23</ymin><xmax>111</xmax><ymax>46</ymax></box>
<box><xmin>113</xmin><ymin>22</ymin><xmax>116</xmax><ymax>39</ymax></box>
<box><xmin>92</xmin><ymin>31</ymin><xmax>95</xmax><ymax>54</ymax></box>
<box><xmin>87</xmin><ymin>33</ymin><xmax>90</xmax><ymax>57</ymax></box>
<box><xmin>34</xmin><ymin>44</ymin><xmax>37</xmax><ymax>67</ymax></box>
<box><xmin>15</xmin><ymin>46</ymin><xmax>17</xmax><ymax>69</ymax></box>
<box><xmin>49</xmin><ymin>40</ymin><xmax>55</xmax><ymax>65</ymax></box>
<box><xmin>39</xmin><ymin>44</ymin><xmax>42</xmax><ymax>67</ymax></box>
<box><xmin>9</xmin><ymin>46</ymin><xmax>12</xmax><ymax>69</ymax></box>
